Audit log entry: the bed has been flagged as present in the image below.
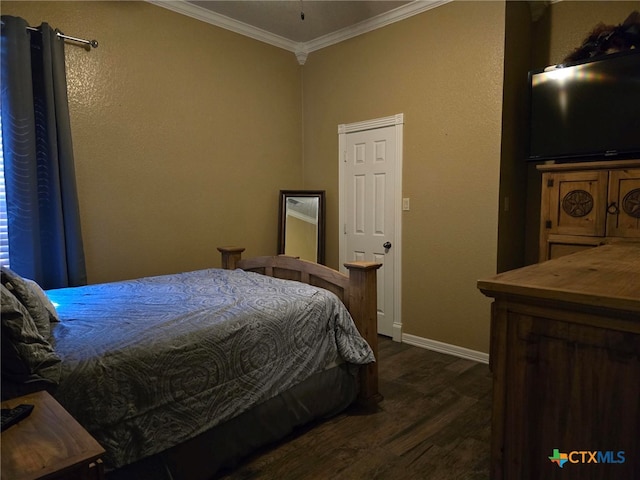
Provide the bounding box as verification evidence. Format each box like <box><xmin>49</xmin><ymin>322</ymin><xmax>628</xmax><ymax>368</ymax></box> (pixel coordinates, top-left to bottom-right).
<box><xmin>0</xmin><ymin>247</ymin><xmax>381</xmax><ymax>479</ymax></box>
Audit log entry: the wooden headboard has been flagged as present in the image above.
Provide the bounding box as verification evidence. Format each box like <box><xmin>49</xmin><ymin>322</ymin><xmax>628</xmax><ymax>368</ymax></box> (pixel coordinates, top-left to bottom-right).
<box><xmin>218</xmin><ymin>246</ymin><xmax>382</xmax><ymax>406</ymax></box>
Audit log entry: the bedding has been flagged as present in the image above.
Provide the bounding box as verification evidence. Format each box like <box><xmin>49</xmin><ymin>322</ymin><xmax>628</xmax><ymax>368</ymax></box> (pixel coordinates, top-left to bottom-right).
<box><xmin>1</xmin><ymin>266</ymin><xmax>57</xmax><ymax>338</ymax></box>
<box><xmin>39</xmin><ymin>267</ymin><xmax>374</xmax><ymax>470</ymax></box>
<box><xmin>0</xmin><ymin>283</ymin><xmax>61</xmax><ymax>390</ymax></box>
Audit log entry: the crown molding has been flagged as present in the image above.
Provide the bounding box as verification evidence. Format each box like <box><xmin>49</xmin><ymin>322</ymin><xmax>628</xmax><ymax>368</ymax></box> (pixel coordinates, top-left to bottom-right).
<box><xmin>305</xmin><ymin>0</ymin><xmax>451</xmax><ymax>54</ymax></box>
<box><xmin>295</xmin><ymin>50</ymin><xmax>309</xmax><ymax>65</ymax></box>
<box><xmin>147</xmin><ymin>0</ymin><xmax>298</xmax><ymax>53</ymax></box>
<box><xmin>148</xmin><ymin>0</ymin><xmax>451</xmax><ymax>64</ymax></box>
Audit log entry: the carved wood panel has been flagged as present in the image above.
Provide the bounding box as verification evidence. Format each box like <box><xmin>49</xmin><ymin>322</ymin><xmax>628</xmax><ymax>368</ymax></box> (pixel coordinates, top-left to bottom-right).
<box><xmin>607</xmin><ymin>169</ymin><xmax>640</xmax><ymax>238</ymax></box>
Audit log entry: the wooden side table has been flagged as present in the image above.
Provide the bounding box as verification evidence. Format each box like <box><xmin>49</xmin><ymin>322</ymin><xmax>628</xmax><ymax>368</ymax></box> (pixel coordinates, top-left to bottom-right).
<box><xmin>1</xmin><ymin>390</ymin><xmax>105</xmax><ymax>480</ymax></box>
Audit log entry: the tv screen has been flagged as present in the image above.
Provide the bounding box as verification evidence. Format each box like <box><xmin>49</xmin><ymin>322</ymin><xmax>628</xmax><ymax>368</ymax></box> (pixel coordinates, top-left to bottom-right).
<box><xmin>527</xmin><ymin>50</ymin><xmax>640</xmax><ymax>162</ymax></box>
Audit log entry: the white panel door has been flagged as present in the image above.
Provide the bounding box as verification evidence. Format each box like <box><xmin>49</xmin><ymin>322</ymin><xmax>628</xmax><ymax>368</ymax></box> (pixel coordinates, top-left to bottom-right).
<box><xmin>339</xmin><ymin>117</ymin><xmax>402</xmax><ymax>339</ymax></box>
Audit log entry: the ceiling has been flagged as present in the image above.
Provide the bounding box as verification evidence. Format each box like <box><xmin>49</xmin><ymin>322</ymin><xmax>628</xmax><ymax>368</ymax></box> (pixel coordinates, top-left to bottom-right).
<box><xmin>188</xmin><ymin>1</ymin><xmax>413</xmax><ymax>43</ymax></box>
<box><xmin>150</xmin><ymin>0</ymin><xmax>451</xmax><ymax>63</ymax></box>
<box><xmin>152</xmin><ymin>1</ymin><xmax>548</xmax><ymax>63</ymax></box>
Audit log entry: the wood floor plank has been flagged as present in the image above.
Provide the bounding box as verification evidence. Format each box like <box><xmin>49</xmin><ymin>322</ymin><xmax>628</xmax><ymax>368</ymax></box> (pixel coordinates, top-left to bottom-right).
<box><xmin>219</xmin><ymin>336</ymin><xmax>491</xmax><ymax>479</ymax></box>
<box><xmin>409</xmin><ymin>436</ymin><xmax>490</xmax><ymax>480</ymax></box>
<box><xmin>385</xmin><ymin>395</ymin><xmax>479</xmax><ymax>456</ymax></box>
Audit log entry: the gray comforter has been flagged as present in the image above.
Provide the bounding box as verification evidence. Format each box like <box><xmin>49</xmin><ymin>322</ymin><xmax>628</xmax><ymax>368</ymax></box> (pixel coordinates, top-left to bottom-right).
<box><xmin>47</xmin><ymin>268</ymin><xmax>374</xmax><ymax>469</ymax></box>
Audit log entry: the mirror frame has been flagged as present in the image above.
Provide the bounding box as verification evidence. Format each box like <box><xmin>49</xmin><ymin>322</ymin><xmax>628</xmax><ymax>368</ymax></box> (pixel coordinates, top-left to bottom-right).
<box><xmin>278</xmin><ymin>190</ymin><xmax>326</xmax><ymax>264</ymax></box>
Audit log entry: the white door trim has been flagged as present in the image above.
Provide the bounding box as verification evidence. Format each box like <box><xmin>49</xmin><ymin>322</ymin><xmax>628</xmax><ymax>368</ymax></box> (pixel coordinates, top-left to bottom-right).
<box><xmin>338</xmin><ymin>114</ymin><xmax>403</xmax><ymax>341</ymax></box>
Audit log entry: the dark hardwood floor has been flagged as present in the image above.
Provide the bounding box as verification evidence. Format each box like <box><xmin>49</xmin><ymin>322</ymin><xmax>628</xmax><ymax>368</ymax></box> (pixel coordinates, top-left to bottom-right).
<box><xmin>217</xmin><ymin>336</ymin><xmax>492</xmax><ymax>479</ymax></box>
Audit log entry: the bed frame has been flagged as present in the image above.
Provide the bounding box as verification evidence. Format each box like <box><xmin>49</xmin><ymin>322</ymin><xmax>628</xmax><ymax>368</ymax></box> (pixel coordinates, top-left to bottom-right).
<box><xmin>108</xmin><ymin>249</ymin><xmax>383</xmax><ymax>479</ymax></box>
<box><xmin>218</xmin><ymin>246</ymin><xmax>382</xmax><ymax>406</ymax></box>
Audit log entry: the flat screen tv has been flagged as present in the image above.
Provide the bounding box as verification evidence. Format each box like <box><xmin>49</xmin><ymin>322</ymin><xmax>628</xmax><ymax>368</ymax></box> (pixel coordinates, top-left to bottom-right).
<box><xmin>527</xmin><ymin>50</ymin><xmax>640</xmax><ymax>162</ymax></box>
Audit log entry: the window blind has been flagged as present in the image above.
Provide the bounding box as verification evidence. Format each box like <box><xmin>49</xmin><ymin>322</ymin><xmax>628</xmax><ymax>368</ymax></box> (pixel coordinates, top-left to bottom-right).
<box><xmin>0</xmin><ymin>112</ymin><xmax>10</xmax><ymax>268</ymax></box>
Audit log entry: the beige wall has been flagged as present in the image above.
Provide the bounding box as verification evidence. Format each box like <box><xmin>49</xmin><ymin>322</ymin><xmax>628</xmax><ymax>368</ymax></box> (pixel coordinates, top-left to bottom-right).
<box><xmin>3</xmin><ymin>1</ymin><xmax>634</xmax><ymax>354</ymax></box>
<box><xmin>499</xmin><ymin>1</ymin><xmax>533</xmax><ymax>271</ymax></box>
<box><xmin>1</xmin><ymin>1</ymin><xmax>304</xmax><ymax>283</ymax></box>
<box><xmin>303</xmin><ymin>1</ymin><xmax>506</xmax><ymax>353</ymax></box>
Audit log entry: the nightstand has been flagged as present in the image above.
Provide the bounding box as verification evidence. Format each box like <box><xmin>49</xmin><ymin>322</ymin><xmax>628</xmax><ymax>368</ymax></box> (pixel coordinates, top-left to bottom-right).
<box><xmin>1</xmin><ymin>390</ymin><xmax>105</xmax><ymax>480</ymax></box>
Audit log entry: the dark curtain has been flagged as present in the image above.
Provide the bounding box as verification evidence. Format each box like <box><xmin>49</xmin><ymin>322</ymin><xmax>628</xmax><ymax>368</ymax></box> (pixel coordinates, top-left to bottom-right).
<box><xmin>1</xmin><ymin>15</ymin><xmax>86</xmax><ymax>289</ymax></box>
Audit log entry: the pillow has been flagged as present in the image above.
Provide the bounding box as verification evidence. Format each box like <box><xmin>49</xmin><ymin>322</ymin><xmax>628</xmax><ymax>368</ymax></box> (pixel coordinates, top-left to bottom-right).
<box><xmin>0</xmin><ymin>285</ymin><xmax>61</xmax><ymax>388</ymax></box>
<box><xmin>24</xmin><ymin>278</ymin><xmax>60</xmax><ymax>323</ymax></box>
<box><xmin>0</xmin><ymin>267</ymin><xmax>54</xmax><ymax>338</ymax></box>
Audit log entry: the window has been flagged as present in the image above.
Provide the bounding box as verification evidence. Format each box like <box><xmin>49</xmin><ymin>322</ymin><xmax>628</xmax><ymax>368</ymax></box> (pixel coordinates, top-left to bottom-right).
<box><xmin>0</xmin><ymin>112</ymin><xmax>10</xmax><ymax>268</ymax></box>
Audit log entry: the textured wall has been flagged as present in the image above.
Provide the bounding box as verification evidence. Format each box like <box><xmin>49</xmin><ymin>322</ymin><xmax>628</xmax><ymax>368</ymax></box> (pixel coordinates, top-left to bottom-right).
<box><xmin>302</xmin><ymin>1</ymin><xmax>506</xmax><ymax>353</ymax></box>
<box><xmin>6</xmin><ymin>1</ymin><xmax>632</xmax><ymax>354</ymax></box>
<box><xmin>2</xmin><ymin>1</ymin><xmax>303</xmax><ymax>283</ymax></box>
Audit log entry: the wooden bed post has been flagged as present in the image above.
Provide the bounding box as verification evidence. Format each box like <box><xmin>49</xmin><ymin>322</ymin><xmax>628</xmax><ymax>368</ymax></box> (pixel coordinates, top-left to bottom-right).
<box><xmin>344</xmin><ymin>261</ymin><xmax>382</xmax><ymax>407</ymax></box>
<box><xmin>217</xmin><ymin>246</ymin><xmax>245</xmax><ymax>270</ymax></box>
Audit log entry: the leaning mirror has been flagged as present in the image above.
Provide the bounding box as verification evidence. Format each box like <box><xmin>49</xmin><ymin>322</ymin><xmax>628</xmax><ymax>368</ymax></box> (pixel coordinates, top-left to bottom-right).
<box><xmin>278</xmin><ymin>190</ymin><xmax>325</xmax><ymax>264</ymax></box>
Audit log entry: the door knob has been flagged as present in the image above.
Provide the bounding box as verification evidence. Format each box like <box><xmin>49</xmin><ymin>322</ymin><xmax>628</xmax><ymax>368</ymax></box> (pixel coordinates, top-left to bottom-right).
<box><xmin>383</xmin><ymin>241</ymin><xmax>392</xmax><ymax>249</ymax></box>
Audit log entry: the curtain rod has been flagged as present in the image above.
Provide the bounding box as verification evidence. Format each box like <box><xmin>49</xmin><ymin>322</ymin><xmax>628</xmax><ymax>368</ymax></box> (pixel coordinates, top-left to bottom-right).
<box><xmin>26</xmin><ymin>25</ymin><xmax>98</xmax><ymax>49</ymax></box>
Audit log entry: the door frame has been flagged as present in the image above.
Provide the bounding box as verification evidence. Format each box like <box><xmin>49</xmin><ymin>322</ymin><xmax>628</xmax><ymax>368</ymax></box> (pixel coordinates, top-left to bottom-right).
<box><xmin>338</xmin><ymin>113</ymin><xmax>404</xmax><ymax>341</ymax></box>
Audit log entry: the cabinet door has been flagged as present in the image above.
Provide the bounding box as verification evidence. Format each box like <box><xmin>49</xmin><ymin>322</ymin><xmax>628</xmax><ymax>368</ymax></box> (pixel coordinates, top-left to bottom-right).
<box><xmin>544</xmin><ymin>171</ymin><xmax>608</xmax><ymax>236</ymax></box>
<box><xmin>502</xmin><ymin>313</ymin><xmax>640</xmax><ymax>480</ymax></box>
<box><xmin>607</xmin><ymin>168</ymin><xmax>640</xmax><ymax>238</ymax></box>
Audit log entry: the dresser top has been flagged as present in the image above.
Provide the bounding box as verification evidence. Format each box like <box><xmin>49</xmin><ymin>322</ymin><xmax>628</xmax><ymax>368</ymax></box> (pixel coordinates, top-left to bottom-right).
<box><xmin>478</xmin><ymin>243</ymin><xmax>640</xmax><ymax>313</ymax></box>
<box><xmin>536</xmin><ymin>158</ymin><xmax>640</xmax><ymax>172</ymax></box>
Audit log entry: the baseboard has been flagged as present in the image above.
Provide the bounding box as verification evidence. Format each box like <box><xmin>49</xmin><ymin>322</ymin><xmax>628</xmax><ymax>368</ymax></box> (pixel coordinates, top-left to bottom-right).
<box><xmin>402</xmin><ymin>333</ymin><xmax>489</xmax><ymax>364</ymax></box>
<box><xmin>392</xmin><ymin>322</ymin><xmax>402</xmax><ymax>342</ymax></box>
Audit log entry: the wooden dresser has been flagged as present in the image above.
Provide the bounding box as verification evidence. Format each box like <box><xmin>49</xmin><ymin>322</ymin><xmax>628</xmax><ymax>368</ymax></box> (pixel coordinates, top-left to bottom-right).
<box><xmin>478</xmin><ymin>243</ymin><xmax>640</xmax><ymax>480</ymax></box>
<box><xmin>537</xmin><ymin>159</ymin><xmax>640</xmax><ymax>261</ymax></box>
